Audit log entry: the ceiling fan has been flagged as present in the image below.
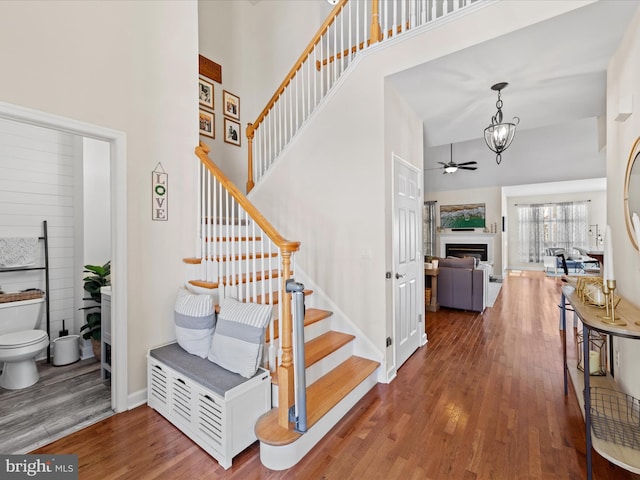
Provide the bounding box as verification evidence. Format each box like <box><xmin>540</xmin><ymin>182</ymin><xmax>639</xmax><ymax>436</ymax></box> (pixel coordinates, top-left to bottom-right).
<box><xmin>427</xmin><ymin>144</ymin><xmax>478</xmax><ymax>174</ymax></box>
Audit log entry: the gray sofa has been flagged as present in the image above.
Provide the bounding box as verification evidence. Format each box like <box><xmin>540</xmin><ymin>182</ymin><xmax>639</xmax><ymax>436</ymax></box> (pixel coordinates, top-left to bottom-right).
<box><xmin>436</xmin><ymin>256</ymin><xmax>486</xmax><ymax>312</ymax></box>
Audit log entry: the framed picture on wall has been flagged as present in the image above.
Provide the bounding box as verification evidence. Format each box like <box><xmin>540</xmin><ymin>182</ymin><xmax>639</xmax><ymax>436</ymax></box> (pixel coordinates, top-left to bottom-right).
<box><xmin>224</xmin><ymin>117</ymin><xmax>241</xmax><ymax>146</ymax></box>
<box><xmin>440</xmin><ymin>203</ymin><xmax>486</xmax><ymax>229</ymax></box>
<box><xmin>198</xmin><ymin>78</ymin><xmax>214</xmax><ymax>110</ymax></box>
<box><xmin>199</xmin><ymin>109</ymin><xmax>215</xmax><ymax>138</ymax></box>
<box><xmin>223</xmin><ymin>90</ymin><xmax>240</xmax><ymax>120</ymax></box>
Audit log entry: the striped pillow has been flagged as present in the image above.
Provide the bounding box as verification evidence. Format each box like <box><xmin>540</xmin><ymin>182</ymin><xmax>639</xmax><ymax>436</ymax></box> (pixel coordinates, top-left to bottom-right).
<box><xmin>174</xmin><ymin>288</ymin><xmax>215</xmax><ymax>358</ymax></box>
<box><xmin>208</xmin><ymin>298</ymin><xmax>272</xmax><ymax>378</ymax></box>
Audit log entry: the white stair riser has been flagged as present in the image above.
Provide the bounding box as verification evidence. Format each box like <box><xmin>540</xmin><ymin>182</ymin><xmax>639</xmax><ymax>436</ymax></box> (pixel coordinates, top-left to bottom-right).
<box><xmin>305</xmin><ymin>341</ymin><xmax>353</xmax><ymax>387</ymax></box>
<box><xmin>263</xmin><ymin>315</ymin><xmax>332</xmax><ymax>366</ymax></box>
<box><xmin>301</xmin><ymin>317</ymin><xmax>331</xmax><ymax>342</ymax></box>
<box><xmin>268</xmin><ymin>331</ymin><xmax>350</xmax><ymax>406</ymax></box>
<box><xmin>259</xmin><ymin>368</ymin><xmax>379</xmax><ymax>470</ymax></box>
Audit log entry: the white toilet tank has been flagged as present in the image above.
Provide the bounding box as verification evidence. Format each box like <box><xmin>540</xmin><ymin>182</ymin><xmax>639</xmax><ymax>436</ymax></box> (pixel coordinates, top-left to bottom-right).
<box><xmin>0</xmin><ymin>298</ymin><xmax>44</xmax><ymax>335</ymax></box>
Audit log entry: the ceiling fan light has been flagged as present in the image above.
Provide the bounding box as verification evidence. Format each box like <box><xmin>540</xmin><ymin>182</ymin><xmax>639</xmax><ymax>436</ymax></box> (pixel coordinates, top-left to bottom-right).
<box><xmin>444</xmin><ymin>165</ymin><xmax>458</xmax><ymax>174</ymax></box>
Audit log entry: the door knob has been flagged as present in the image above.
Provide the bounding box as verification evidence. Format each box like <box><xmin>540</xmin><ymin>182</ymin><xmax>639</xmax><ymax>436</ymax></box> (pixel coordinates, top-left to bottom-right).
<box><xmin>395</xmin><ymin>273</ymin><xmax>405</xmax><ymax>279</ymax></box>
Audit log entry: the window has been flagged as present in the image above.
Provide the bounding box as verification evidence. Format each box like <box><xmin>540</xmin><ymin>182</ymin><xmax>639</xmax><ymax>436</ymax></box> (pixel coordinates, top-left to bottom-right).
<box><xmin>517</xmin><ymin>202</ymin><xmax>588</xmax><ymax>262</ymax></box>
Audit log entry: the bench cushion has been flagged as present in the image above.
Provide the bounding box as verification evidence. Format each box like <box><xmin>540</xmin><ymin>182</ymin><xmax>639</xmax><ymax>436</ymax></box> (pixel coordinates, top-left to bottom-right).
<box><xmin>150</xmin><ymin>342</ymin><xmax>261</xmax><ymax>396</ymax></box>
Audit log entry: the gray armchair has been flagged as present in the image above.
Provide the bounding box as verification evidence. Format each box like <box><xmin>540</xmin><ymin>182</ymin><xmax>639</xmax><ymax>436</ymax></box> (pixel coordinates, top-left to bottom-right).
<box><xmin>436</xmin><ymin>256</ymin><xmax>486</xmax><ymax>312</ymax></box>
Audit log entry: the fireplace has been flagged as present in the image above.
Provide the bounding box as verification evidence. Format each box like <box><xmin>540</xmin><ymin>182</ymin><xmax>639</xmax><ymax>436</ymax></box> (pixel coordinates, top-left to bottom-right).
<box><xmin>446</xmin><ymin>243</ymin><xmax>488</xmax><ymax>261</ymax></box>
<box><xmin>438</xmin><ymin>232</ymin><xmax>495</xmax><ymax>265</ymax></box>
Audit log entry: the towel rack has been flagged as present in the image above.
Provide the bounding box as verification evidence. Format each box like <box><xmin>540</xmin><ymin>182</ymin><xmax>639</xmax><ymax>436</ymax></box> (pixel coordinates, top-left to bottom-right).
<box><xmin>0</xmin><ymin>221</ymin><xmax>51</xmax><ymax>362</ymax></box>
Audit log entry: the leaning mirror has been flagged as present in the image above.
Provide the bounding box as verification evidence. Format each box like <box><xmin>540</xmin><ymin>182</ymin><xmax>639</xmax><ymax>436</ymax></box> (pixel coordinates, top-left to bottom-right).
<box><xmin>624</xmin><ymin>137</ymin><xmax>640</xmax><ymax>250</ymax></box>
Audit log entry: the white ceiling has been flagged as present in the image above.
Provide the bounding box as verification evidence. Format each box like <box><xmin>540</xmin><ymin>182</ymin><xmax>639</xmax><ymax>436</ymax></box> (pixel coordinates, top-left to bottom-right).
<box><xmin>387</xmin><ymin>0</ymin><xmax>639</xmax><ymax>149</ymax></box>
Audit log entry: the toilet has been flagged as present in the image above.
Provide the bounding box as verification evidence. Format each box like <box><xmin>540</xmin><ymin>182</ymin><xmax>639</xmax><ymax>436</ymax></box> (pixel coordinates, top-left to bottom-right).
<box><xmin>0</xmin><ymin>297</ymin><xmax>49</xmax><ymax>390</ymax></box>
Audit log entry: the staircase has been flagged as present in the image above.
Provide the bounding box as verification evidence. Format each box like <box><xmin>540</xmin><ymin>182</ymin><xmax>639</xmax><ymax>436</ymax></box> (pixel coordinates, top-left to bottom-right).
<box><xmin>186</xmin><ymin>143</ymin><xmax>380</xmax><ymax>470</ymax></box>
<box><xmin>188</xmin><ymin>0</ymin><xmax>482</xmax><ymax>468</ymax></box>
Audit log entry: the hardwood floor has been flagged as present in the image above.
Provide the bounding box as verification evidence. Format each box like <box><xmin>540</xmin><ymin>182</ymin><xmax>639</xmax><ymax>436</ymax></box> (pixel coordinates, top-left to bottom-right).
<box><xmin>0</xmin><ymin>358</ymin><xmax>112</xmax><ymax>454</ymax></box>
<box><xmin>33</xmin><ymin>271</ymin><xmax>640</xmax><ymax>479</ymax></box>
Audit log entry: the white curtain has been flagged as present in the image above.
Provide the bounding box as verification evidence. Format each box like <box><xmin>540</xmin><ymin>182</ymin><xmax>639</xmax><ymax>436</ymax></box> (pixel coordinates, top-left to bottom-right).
<box><xmin>517</xmin><ymin>202</ymin><xmax>589</xmax><ymax>263</ymax></box>
<box><xmin>423</xmin><ymin>201</ymin><xmax>436</xmax><ymax>258</ymax></box>
<box><xmin>518</xmin><ymin>204</ymin><xmax>544</xmax><ymax>262</ymax></box>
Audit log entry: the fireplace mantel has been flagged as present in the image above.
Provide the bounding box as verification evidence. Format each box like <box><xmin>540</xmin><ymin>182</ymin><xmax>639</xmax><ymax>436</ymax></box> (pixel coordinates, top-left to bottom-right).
<box><xmin>438</xmin><ymin>231</ymin><xmax>497</xmax><ymax>263</ymax></box>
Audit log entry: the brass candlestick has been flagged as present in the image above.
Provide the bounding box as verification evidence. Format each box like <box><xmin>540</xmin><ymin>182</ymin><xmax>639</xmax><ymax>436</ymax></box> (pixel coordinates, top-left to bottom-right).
<box><xmin>599</xmin><ymin>279</ymin><xmax>626</xmax><ymax>326</ymax></box>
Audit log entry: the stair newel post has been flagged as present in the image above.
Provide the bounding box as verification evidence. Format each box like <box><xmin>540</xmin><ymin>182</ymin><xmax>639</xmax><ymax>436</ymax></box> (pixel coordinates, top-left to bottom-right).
<box><xmin>277</xmin><ymin>249</ymin><xmax>295</xmax><ymax>429</ymax></box>
<box><xmin>370</xmin><ymin>0</ymin><xmax>382</xmax><ymax>44</ymax></box>
<box><xmin>246</xmin><ymin>123</ymin><xmax>255</xmax><ymax>193</ymax></box>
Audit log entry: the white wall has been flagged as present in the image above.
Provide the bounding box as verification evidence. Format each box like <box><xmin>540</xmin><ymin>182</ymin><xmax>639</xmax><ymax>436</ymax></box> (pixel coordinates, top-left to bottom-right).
<box><xmin>384</xmin><ymin>80</ymin><xmax>425</xmax><ymax>375</ymax></box>
<box><xmin>606</xmin><ymin>7</ymin><xmax>640</xmax><ymax>399</ymax></box>
<box><xmin>0</xmin><ymin>1</ymin><xmax>199</xmax><ymax>397</ymax></box>
<box><xmin>79</xmin><ymin>137</ymin><xmax>111</xmax><ymax>337</ymax></box>
<box><xmin>82</xmin><ymin>138</ymin><xmax>111</xmax><ymax>266</ymax></box>
<box><xmin>198</xmin><ymin>0</ymin><xmax>334</xmax><ymax>191</ymax></box>
<box><xmin>0</xmin><ymin>118</ymin><xmax>77</xmax><ymax>344</ymax></box>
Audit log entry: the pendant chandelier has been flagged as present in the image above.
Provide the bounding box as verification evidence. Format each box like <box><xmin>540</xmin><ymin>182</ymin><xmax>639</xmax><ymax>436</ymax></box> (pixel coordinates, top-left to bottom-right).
<box><xmin>484</xmin><ymin>82</ymin><xmax>520</xmax><ymax>165</ymax></box>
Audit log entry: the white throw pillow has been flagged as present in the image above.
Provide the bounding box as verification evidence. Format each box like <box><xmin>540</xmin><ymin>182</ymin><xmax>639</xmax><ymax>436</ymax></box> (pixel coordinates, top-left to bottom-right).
<box><xmin>174</xmin><ymin>288</ymin><xmax>215</xmax><ymax>358</ymax></box>
<box><xmin>208</xmin><ymin>298</ymin><xmax>272</xmax><ymax>378</ymax></box>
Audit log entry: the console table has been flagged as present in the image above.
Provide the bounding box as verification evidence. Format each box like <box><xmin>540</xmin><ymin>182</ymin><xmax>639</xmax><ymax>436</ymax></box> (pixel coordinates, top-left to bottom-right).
<box><xmin>560</xmin><ymin>284</ymin><xmax>640</xmax><ymax>479</ymax></box>
<box><xmin>425</xmin><ymin>267</ymin><xmax>439</xmax><ymax>312</ymax></box>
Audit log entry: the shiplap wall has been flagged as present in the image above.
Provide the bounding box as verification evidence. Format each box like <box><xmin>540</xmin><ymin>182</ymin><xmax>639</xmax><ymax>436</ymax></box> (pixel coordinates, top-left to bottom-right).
<box><xmin>0</xmin><ymin>117</ymin><xmax>79</xmax><ymax>344</ymax></box>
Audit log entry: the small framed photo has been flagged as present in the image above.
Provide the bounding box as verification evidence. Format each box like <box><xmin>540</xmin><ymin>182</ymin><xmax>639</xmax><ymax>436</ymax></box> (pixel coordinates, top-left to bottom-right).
<box><xmin>223</xmin><ymin>90</ymin><xmax>240</xmax><ymax>120</ymax></box>
<box><xmin>224</xmin><ymin>117</ymin><xmax>241</xmax><ymax>146</ymax></box>
<box><xmin>199</xmin><ymin>109</ymin><xmax>215</xmax><ymax>138</ymax></box>
<box><xmin>199</xmin><ymin>78</ymin><xmax>214</xmax><ymax>109</ymax></box>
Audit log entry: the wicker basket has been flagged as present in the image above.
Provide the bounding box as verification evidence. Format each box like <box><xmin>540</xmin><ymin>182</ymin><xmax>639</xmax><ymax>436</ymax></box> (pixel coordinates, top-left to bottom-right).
<box><xmin>590</xmin><ymin>387</ymin><xmax>640</xmax><ymax>450</ymax></box>
<box><xmin>425</xmin><ymin>288</ymin><xmax>432</xmax><ymax>305</ymax></box>
<box><xmin>0</xmin><ymin>290</ymin><xmax>44</xmax><ymax>304</ymax></box>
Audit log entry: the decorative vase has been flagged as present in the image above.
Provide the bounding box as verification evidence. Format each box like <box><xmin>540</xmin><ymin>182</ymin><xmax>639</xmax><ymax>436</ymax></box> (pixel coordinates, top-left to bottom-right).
<box><xmin>91</xmin><ymin>338</ymin><xmax>101</xmax><ymax>362</ymax></box>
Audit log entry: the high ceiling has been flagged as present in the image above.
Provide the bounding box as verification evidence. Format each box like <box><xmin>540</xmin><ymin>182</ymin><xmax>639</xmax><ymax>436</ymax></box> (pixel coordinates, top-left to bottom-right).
<box><xmin>387</xmin><ymin>0</ymin><xmax>640</xmax><ymax>149</ymax></box>
<box><xmin>383</xmin><ymin>0</ymin><xmax>640</xmax><ymax>193</ymax></box>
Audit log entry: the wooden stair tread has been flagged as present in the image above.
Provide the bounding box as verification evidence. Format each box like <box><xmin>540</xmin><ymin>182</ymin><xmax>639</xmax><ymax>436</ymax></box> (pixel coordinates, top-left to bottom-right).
<box><xmin>255</xmin><ymin>356</ymin><xmax>380</xmax><ymax>446</ymax></box>
<box><xmin>182</xmin><ymin>252</ymin><xmax>278</xmax><ymax>264</ymax></box>
<box><xmin>305</xmin><ymin>331</ymin><xmax>354</xmax><ymax>367</ymax></box>
<box><xmin>266</xmin><ymin>308</ymin><xmax>332</xmax><ymax>343</ymax></box>
<box><xmin>203</xmin><ymin>236</ymin><xmax>262</xmax><ymax>242</ymax></box>
<box><xmin>251</xmin><ymin>289</ymin><xmax>313</xmax><ymax>306</ymax></box>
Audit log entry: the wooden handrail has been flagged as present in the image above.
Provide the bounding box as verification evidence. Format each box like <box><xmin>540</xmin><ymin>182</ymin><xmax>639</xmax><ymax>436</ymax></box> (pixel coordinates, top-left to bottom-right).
<box><xmin>196</xmin><ymin>142</ymin><xmax>300</xmax><ymax>254</ymax></box>
<box><xmin>246</xmin><ymin>0</ymin><xmax>349</xmax><ymax>143</ymax></box>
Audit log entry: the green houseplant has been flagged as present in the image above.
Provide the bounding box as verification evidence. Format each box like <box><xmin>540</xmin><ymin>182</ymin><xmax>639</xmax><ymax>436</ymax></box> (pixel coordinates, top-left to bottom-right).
<box><xmin>79</xmin><ymin>261</ymin><xmax>111</xmax><ymax>360</ymax></box>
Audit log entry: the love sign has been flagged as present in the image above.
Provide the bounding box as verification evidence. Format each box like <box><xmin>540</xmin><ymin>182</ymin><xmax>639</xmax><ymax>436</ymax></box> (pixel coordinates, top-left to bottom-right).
<box><xmin>152</xmin><ymin>163</ymin><xmax>168</xmax><ymax>221</ymax></box>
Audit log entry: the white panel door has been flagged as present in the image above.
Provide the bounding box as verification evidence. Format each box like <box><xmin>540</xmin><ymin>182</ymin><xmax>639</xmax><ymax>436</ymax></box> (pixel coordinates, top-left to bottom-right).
<box><xmin>393</xmin><ymin>154</ymin><xmax>422</xmax><ymax>369</ymax></box>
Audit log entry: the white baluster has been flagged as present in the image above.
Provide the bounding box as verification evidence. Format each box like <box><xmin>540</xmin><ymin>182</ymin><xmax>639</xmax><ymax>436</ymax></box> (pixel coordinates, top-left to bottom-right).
<box><xmin>206</xmin><ymin>170</ymin><xmax>211</xmax><ymax>282</ymax></box>
<box><xmin>214</xmin><ymin>174</ymin><xmax>222</xmax><ymax>282</ymax></box>
<box><xmin>198</xmin><ymin>164</ymin><xmax>204</xmax><ymax>281</ymax></box>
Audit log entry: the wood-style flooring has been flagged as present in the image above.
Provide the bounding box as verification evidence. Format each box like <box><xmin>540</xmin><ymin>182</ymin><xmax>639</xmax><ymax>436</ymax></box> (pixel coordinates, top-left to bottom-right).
<box><xmin>32</xmin><ymin>271</ymin><xmax>640</xmax><ymax>479</ymax></box>
<box><xmin>0</xmin><ymin>358</ymin><xmax>112</xmax><ymax>454</ymax></box>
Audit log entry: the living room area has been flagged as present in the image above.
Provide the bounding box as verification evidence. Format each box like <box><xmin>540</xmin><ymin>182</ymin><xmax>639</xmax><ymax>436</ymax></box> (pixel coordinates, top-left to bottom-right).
<box><xmin>423</xmin><ymin>175</ymin><xmax>606</xmax><ymax>315</ymax></box>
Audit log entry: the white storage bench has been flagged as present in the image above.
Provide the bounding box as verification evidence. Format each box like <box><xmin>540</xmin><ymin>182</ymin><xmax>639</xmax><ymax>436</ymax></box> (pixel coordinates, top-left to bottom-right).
<box><xmin>147</xmin><ymin>342</ymin><xmax>271</xmax><ymax>469</ymax></box>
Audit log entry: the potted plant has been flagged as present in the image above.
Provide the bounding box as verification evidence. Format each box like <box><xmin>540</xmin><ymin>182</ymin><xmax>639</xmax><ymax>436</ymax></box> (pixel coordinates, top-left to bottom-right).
<box><xmin>79</xmin><ymin>261</ymin><xmax>110</xmax><ymax>361</ymax></box>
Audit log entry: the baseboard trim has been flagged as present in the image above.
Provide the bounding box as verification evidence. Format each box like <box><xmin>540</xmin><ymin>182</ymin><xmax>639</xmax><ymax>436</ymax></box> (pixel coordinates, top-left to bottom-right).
<box><xmin>128</xmin><ymin>388</ymin><xmax>147</xmax><ymax>410</ymax></box>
